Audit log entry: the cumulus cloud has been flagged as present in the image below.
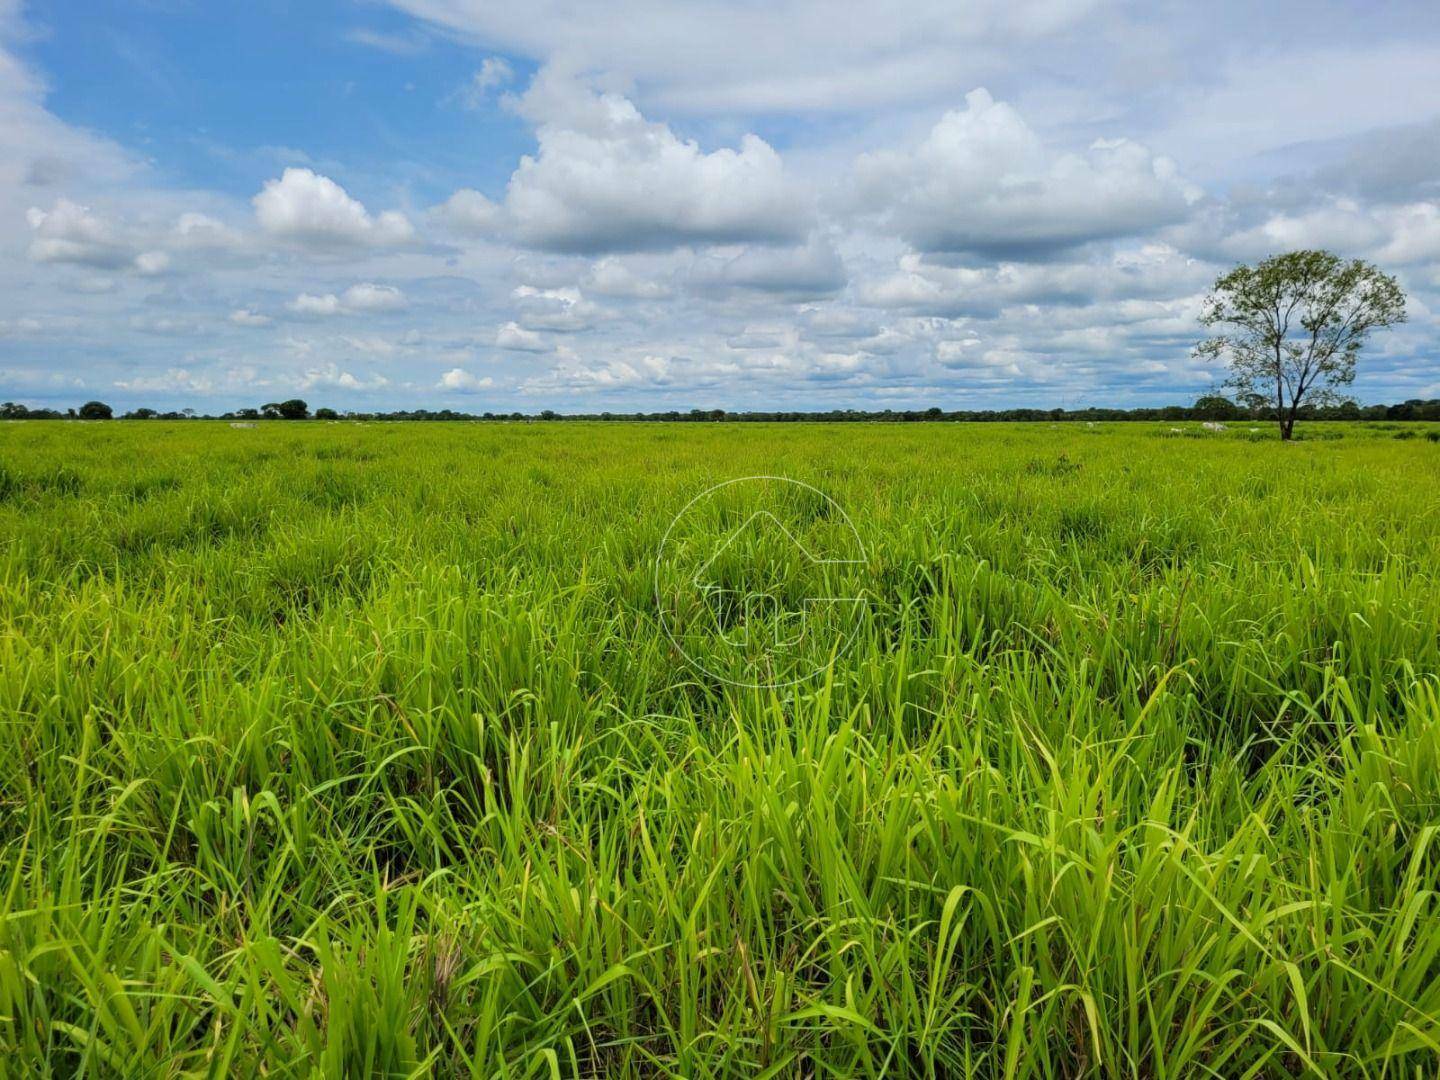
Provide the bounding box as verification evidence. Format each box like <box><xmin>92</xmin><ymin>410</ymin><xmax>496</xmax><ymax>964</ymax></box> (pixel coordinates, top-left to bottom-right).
<box><xmin>285</xmin><ymin>283</ymin><xmax>407</xmax><ymax>317</ymax></box>
<box><xmin>253</xmin><ymin>168</ymin><xmax>414</xmax><ymax>248</ymax></box>
<box><xmin>524</xmin><ymin>352</ymin><xmax>679</xmax><ymax>391</ymax></box>
<box><xmin>23</xmin><ymin>199</ymin><xmax>186</xmax><ymax>277</ymax></box>
<box><xmin>858</xmin><ymin>244</ymin><xmax>1207</xmax><ymax>317</ymax></box>
<box><xmin>172</xmin><ymin>212</ymin><xmax>243</xmax><ymax>250</ymax></box>
<box><xmin>511</xmin><ymin>284</ymin><xmax>604</xmax><ymax>331</ymax></box>
<box><xmin>437</xmin><ymin>367</ymin><xmax>494</xmax><ymax>391</ymax></box>
<box><xmin>23</xmin><ymin>201</ymin><xmax>233</xmax><ymax>279</ymax></box>
<box><xmin>297</xmin><ymin>361</ymin><xmax>390</xmax><ymax>390</ymax></box>
<box><xmin>583</xmin><ymin>257</ymin><xmax>673</xmax><ymax>298</ymax></box>
<box><xmin>853</xmin><ymin>89</ymin><xmax>1199</xmax><ymax>259</ymax></box>
<box><xmin>495</xmin><ymin>321</ymin><xmax>549</xmax><ymax>351</ymax></box>
<box><xmin>487</xmin><ymin>74</ymin><xmax>811</xmax><ymax>253</ymax></box>
<box><xmin>689</xmin><ymin>235</ymin><xmax>847</xmax><ymax>299</ymax></box>
<box><xmin>26</xmin><ymin>199</ymin><xmax>132</xmax><ymax>268</ymax></box>
<box><xmin>1204</xmin><ymin>198</ymin><xmax>1440</xmax><ymax>267</ymax></box>
<box><xmin>433</xmin><ymin>188</ymin><xmax>505</xmax><ymax>236</ymax></box>
<box><xmin>287</xmin><ymin>292</ymin><xmax>344</xmax><ymax>317</ymax></box>
<box><xmin>11</xmin><ymin>2</ymin><xmax>1440</xmax><ymax>413</ymax></box>
<box><xmin>341</xmin><ymin>282</ymin><xmax>408</xmax><ymax>311</ymax></box>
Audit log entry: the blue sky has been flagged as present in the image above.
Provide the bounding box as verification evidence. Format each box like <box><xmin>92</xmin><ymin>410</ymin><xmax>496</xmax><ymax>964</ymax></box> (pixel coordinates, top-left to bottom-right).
<box><xmin>1</xmin><ymin>0</ymin><xmax>1437</xmax><ymax>412</ymax></box>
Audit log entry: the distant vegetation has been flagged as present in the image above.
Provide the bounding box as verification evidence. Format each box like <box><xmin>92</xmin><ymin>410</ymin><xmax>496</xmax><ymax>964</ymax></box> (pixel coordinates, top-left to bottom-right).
<box><xmin>4</xmin><ymin>395</ymin><xmax>1440</xmax><ymax>425</ymax></box>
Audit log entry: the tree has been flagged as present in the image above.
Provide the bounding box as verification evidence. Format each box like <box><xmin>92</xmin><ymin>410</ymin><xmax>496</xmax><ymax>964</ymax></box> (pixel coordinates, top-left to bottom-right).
<box><xmin>77</xmin><ymin>400</ymin><xmax>113</xmax><ymax>419</ymax></box>
<box><xmin>314</xmin><ymin>407</ymin><xmax>338</xmax><ymax>420</ymax></box>
<box><xmin>1191</xmin><ymin>394</ymin><xmax>1241</xmax><ymax>421</ymax></box>
<box><xmin>1195</xmin><ymin>250</ymin><xmax>1406</xmax><ymax>440</ymax></box>
<box><xmin>262</xmin><ymin>399</ymin><xmax>309</xmax><ymax>419</ymax></box>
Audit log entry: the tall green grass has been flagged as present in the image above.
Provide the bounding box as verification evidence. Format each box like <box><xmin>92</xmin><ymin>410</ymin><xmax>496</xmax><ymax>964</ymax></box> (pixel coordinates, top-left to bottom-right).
<box><xmin>1</xmin><ymin>420</ymin><xmax>1438</xmax><ymax>1076</ymax></box>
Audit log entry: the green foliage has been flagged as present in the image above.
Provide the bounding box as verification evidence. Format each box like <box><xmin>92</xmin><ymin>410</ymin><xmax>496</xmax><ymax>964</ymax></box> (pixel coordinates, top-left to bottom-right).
<box><xmin>1196</xmin><ymin>250</ymin><xmax>1407</xmax><ymax>440</ymax></box>
<box><xmin>1191</xmin><ymin>393</ymin><xmax>1242</xmax><ymax>420</ymax></box>
<box><xmin>1</xmin><ymin>421</ymin><xmax>1439</xmax><ymax>1076</ymax></box>
<box><xmin>261</xmin><ymin>399</ymin><xmax>310</xmax><ymax>420</ymax></box>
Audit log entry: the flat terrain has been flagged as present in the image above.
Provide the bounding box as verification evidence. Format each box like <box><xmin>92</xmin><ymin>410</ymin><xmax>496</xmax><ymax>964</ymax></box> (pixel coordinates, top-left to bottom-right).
<box><xmin>2</xmin><ymin>421</ymin><xmax>1439</xmax><ymax>1076</ymax></box>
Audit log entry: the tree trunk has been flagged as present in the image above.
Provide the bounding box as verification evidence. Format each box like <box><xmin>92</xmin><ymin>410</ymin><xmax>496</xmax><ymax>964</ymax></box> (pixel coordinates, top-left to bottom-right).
<box><xmin>1275</xmin><ymin>366</ymin><xmax>1287</xmax><ymax>442</ymax></box>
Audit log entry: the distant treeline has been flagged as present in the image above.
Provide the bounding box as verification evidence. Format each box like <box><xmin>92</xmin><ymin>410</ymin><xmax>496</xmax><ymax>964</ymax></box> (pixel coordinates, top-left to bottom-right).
<box><xmin>5</xmin><ymin>396</ymin><xmax>1440</xmax><ymax>423</ymax></box>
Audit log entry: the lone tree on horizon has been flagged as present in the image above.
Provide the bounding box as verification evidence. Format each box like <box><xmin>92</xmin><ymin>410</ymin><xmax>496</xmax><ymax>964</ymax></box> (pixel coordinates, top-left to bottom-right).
<box><xmin>1195</xmin><ymin>250</ymin><xmax>1406</xmax><ymax>439</ymax></box>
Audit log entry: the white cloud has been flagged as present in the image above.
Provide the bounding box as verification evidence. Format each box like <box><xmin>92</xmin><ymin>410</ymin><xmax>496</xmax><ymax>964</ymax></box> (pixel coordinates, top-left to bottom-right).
<box><xmin>114</xmin><ymin>367</ymin><xmax>215</xmax><ymax>393</ymax></box>
<box><xmin>492</xmin><ymin>73</ymin><xmax>811</xmax><ymax>253</ymax></box>
<box><xmin>26</xmin><ymin>199</ymin><xmax>132</xmax><ymax>268</ymax></box>
<box><xmin>172</xmin><ymin>212</ymin><xmax>243</xmax><ymax>249</ymax></box>
<box><xmin>341</xmin><ymin>335</ymin><xmax>401</xmax><ymax>355</ymax></box>
<box><xmin>858</xmin><ymin>244</ymin><xmax>1207</xmax><ymax>317</ymax></box>
<box><xmin>437</xmin><ymin>367</ymin><xmax>494</xmax><ymax>391</ymax></box>
<box><xmin>583</xmin><ymin>257</ymin><xmax>673</xmax><ymax>298</ymax></box>
<box><xmin>133</xmin><ymin>250</ymin><xmax>170</xmax><ymax>275</ymax></box>
<box><xmin>297</xmin><ymin>361</ymin><xmax>390</xmax><ymax>390</ymax></box>
<box><xmin>253</xmin><ymin>168</ymin><xmax>414</xmax><ymax>248</ymax></box>
<box><xmin>511</xmin><ymin>284</ymin><xmax>604</xmax><ymax>331</ymax></box>
<box><xmin>1376</xmin><ymin>203</ymin><xmax>1440</xmax><ymax>266</ymax></box>
<box><xmin>285</xmin><ymin>283</ymin><xmax>407</xmax><ymax>316</ymax></box>
<box><xmin>525</xmin><ymin>352</ymin><xmax>677</xmax><ymax>391</ymax></box>
<box><xmin>341</xmin><ymin>282</ymin><xmax>407</xmax><ymax>311</ymax></box>
<box><xmin>287</xmin><ymin>292</ymin><xmax>345</xmax><ymax>317</ymax></box>
<box><xmin>450</xmin><ymin>57</ymin><xmax>514</xmax><ymax>109</ymax></box>
<box><xmin>1208</xmin><ymin>199</ymin><xmax>1440</xmax><ymax>267</ymax></box>
<box><xmin>433</xmin><ymin>188</ymin><xmax>505</xmax><ymax>236</ymax></box>
<box><xmin>689</xmin><ymin>235</ymin><xmax>846</xmax><ymax>298</ymax></box>
<box><xmin>9</xmin><ymin>2</ymin><xmax>1440</xmax><ymax>412</ymax></box>
<box><xmin>383</xmin><ymin>0</ymin><xmax>1107</xmax><ymax>115</ymax></box>
<box><xmin>495</xmin><ymin>321</ymin><xmax>549</xmax><ymax>351</ymax></box>
<box><xmin>726</xmin><ymin>327</ymin><xmax>790</xmax><ymax>350</ymax></box>
<box><xmin>853</xmin><ymin>89</ymin><xmax>1199</xmax><ymax>258</ymax></box>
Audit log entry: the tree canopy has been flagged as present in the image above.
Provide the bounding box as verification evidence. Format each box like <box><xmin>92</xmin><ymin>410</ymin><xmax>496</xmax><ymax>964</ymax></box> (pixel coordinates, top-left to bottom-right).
<box><xmin>1195</xmin><ymin>250</ymin><xmax>1406</xmax><ymax>439</ymax></box>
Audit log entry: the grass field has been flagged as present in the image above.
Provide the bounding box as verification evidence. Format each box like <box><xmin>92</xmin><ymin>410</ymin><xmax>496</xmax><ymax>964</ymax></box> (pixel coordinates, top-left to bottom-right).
<box><xmin>2</xmin><ymin>420</ymin><xmax>1439</xmax><ymax>1077</ymax></box>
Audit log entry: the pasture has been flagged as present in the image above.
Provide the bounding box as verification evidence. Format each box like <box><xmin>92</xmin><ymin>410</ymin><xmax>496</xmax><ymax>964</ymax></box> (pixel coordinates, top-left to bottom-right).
<box><xmin>1</xmin><ymin>420</ymin><xmax>1438</xmax><ymax>1076</ymax></box>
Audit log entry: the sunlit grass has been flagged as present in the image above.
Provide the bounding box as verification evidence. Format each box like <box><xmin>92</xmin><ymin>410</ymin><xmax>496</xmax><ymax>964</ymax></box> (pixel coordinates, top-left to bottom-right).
<box><xmin>1</xmin><ymin>420</ymin><xmax>1438</xmax><ymax>1076</ymax></box>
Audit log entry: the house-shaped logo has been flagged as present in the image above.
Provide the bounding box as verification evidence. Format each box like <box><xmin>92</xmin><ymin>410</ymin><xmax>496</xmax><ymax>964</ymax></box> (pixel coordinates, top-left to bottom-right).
<box><xmin>655</xmin><ymin>476</ymin><xmax>869</xmax><ymax>688</ymax></box>
<box><xmin>689</xmin><ymin>510</ymin><xmax>865</xmax><ymax>650</ymax></box>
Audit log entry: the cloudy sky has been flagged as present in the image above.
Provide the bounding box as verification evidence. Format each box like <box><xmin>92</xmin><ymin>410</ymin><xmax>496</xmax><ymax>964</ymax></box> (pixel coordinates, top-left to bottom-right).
<box><xmin>1</xmin><ymin>0</ymin><xmax>1437</xmax><ymax>412</ymax></box>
